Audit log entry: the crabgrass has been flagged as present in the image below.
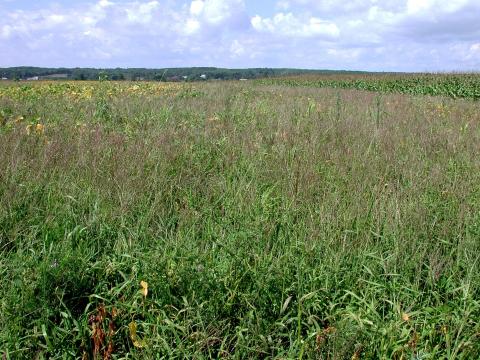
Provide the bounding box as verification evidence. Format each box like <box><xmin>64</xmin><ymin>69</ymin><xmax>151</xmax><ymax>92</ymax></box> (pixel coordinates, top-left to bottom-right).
<box><xmin>1</xmin><ymin>81</ymin><xmax>480</xmax><ymax>359</ymax></box>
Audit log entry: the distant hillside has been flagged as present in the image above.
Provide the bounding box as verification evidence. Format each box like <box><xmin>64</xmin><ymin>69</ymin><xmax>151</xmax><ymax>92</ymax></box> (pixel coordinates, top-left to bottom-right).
<box><xmin>0</xmin><ymin>67</ymin><xmax>369</xmax><ymax>81</ymax></box>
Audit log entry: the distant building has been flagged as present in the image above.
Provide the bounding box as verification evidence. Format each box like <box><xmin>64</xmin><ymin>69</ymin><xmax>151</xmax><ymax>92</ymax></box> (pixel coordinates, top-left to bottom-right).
<box><xmin>1</xmin><ymin>77</ymin><xmax>7</xmax><ymax>81</ymax></box>
<box><xmin>239</xmin><ymin>78</ymin><xmax>248</xmax><ymax>81</ymax></box>
<box><xmin>183</xmin><ymin>76</ymin><xmax>188</xmax><ymax>80</ymax></box>
<box><xmin>200</xmin><ymin>74</ymin><xmax>207</xmax><ymax>80</ymax></box>
<box><xmin>26</xmin><ymin>76</ymin><xmax>39</xmax><ymax>81</ymax></box>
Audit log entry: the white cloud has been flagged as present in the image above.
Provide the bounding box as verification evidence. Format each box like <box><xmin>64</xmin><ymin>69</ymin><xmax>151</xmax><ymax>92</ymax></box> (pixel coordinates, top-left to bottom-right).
<box><xmin>251</xmin><ymin>13</ymin><xmax>339</xmax><ymax>38</ymax></box>
<box><xmin>187</xmin><ymin>0</ymin><xmax>245</xmax><ymax>25</ymax></box>
<box><xmin>406</xmin><ymin>0</ymin><xmax>470</xmax><ymax>14</ymax></box>
<box><xmin>327</xmin><ymin>48</ymin><xmax>361</xmax><ymax>60</ymax></box>
<box><xmin>471</xmin><ymin>43</ymin><xmax>480</xmax><ymax>53</ymax></box>
<box><xmin>190</xmin><ymin>0</ymin><xmax>204</xmax><ymax>16</ymax></box>
<box><xmin>125</xmin><ymin>1</ymin><xmax>159</xmax><ymax>24</ymax></box>
<box><xmin>276</xmin><ymin>0</ymin><xmax>401</xmax><ymax>16</ymax></box>
<box><xmin>183</xmin><ymin>0</ymin><xmax>247</xmax><ymax>36</ymax></box>
<box><xmin>98</xmin><ymin>0</ymin><xmax>114</xmax><ymax>8</ymax></box>
<box><xmin>0</xmin><ymin>0</ymin><xmax>479</xmax><ymax>70</ymax></box>
<box><xmin>184</xmin><ymin>19</ymin><xmax>201</xmax><ymax>35</ymax></box>
<box><xmin>1</xmin><ymin>25</ymin><xmax>12</xmax><ymax>39</ymax></box>
<box><xmin>230</xmin><ymin>39</ymin><xmax>245</xmax><ymax>56</ymax></box>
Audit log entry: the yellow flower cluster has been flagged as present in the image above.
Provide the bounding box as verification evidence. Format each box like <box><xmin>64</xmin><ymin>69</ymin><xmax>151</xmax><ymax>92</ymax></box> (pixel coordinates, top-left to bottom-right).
<box><xmin>25</xmin><ymin>122</ymin><xmax>45</xmax><ymax>135</ymax></box>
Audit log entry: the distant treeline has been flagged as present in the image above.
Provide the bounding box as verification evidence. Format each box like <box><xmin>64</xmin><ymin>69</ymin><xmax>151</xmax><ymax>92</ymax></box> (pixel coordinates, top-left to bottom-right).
<box><xmin>0</xmin><ymin>67</ymin><xmax>369</xmax><ymax>81</ymax></box>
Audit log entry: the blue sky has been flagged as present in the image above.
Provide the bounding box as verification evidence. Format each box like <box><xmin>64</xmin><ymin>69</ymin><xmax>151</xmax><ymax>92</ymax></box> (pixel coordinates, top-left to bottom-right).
<box><xmin>1</xmin><ymin>0</ymin><xmax>479</xmax><ymax>71</ymax></box>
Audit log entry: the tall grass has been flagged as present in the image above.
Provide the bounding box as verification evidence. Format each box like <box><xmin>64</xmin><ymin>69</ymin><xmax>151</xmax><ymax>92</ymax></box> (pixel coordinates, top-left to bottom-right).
<box><xmin>1</xmin><ymin>81</ymin><xmax>479</xmax><ymax>358</ymax></box>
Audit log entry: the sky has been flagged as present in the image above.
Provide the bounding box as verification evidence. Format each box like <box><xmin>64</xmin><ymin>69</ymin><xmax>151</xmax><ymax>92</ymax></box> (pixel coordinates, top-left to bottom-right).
<box><xmin>1</xmin><ymin>0</ymin><xmax>479</xmax><ymax>71</ymax></box>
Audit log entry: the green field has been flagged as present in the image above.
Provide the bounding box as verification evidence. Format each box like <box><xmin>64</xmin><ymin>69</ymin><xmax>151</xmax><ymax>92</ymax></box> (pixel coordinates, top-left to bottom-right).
<box><xmin>1</xmin><ymin>79</ymin><xmax>480</xmax><ymax>359</ymax></box>
<box><xmin>256</xmin><ymin>73</ymin><xmax>480</xmax><ymax>100</ymax></box>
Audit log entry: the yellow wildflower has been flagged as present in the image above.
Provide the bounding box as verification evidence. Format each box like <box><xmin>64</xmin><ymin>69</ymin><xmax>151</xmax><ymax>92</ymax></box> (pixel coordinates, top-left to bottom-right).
<box><xmin>35</xmin><ymin>123</ymin><xmax>45</xmax><ymax>135</ymax></box>
<box><xmin>140</xmin><ymin>280</ymin><xmax>148</xmax><ymax>297</ymax></box>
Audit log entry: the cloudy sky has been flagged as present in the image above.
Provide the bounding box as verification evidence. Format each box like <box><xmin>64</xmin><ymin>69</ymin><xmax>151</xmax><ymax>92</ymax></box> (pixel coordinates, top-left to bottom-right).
<box><xmin>1</xmin><ymin>0</ymin><xmax>479</xmax><ymax>71</ymax></box>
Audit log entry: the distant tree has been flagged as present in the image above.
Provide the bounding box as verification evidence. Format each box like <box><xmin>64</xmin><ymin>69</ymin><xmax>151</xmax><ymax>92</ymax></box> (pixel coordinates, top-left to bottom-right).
<box><xmin>154</xmin><ymin>72</ymin><xmax>167</xmax><ymax>81</ymax></box>
<box><xmin>98</xmin><ymin>71</ymin><xmax>109</xmax><ymax>81</ymax></box>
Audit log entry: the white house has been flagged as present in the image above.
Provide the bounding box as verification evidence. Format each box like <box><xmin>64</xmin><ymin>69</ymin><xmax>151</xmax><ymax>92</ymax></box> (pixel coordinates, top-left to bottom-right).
<box><xmin>200</xmin><ymin>74</ymin><xmax>207</xmax><ymax>80</ymax></box>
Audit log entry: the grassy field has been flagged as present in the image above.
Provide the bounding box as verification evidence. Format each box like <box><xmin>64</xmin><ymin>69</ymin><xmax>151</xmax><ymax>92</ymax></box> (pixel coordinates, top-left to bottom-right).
<box><xmin>1</xmin><ymin>79</ymin><xmax>480</xmax><ymax>359</ymax></box>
